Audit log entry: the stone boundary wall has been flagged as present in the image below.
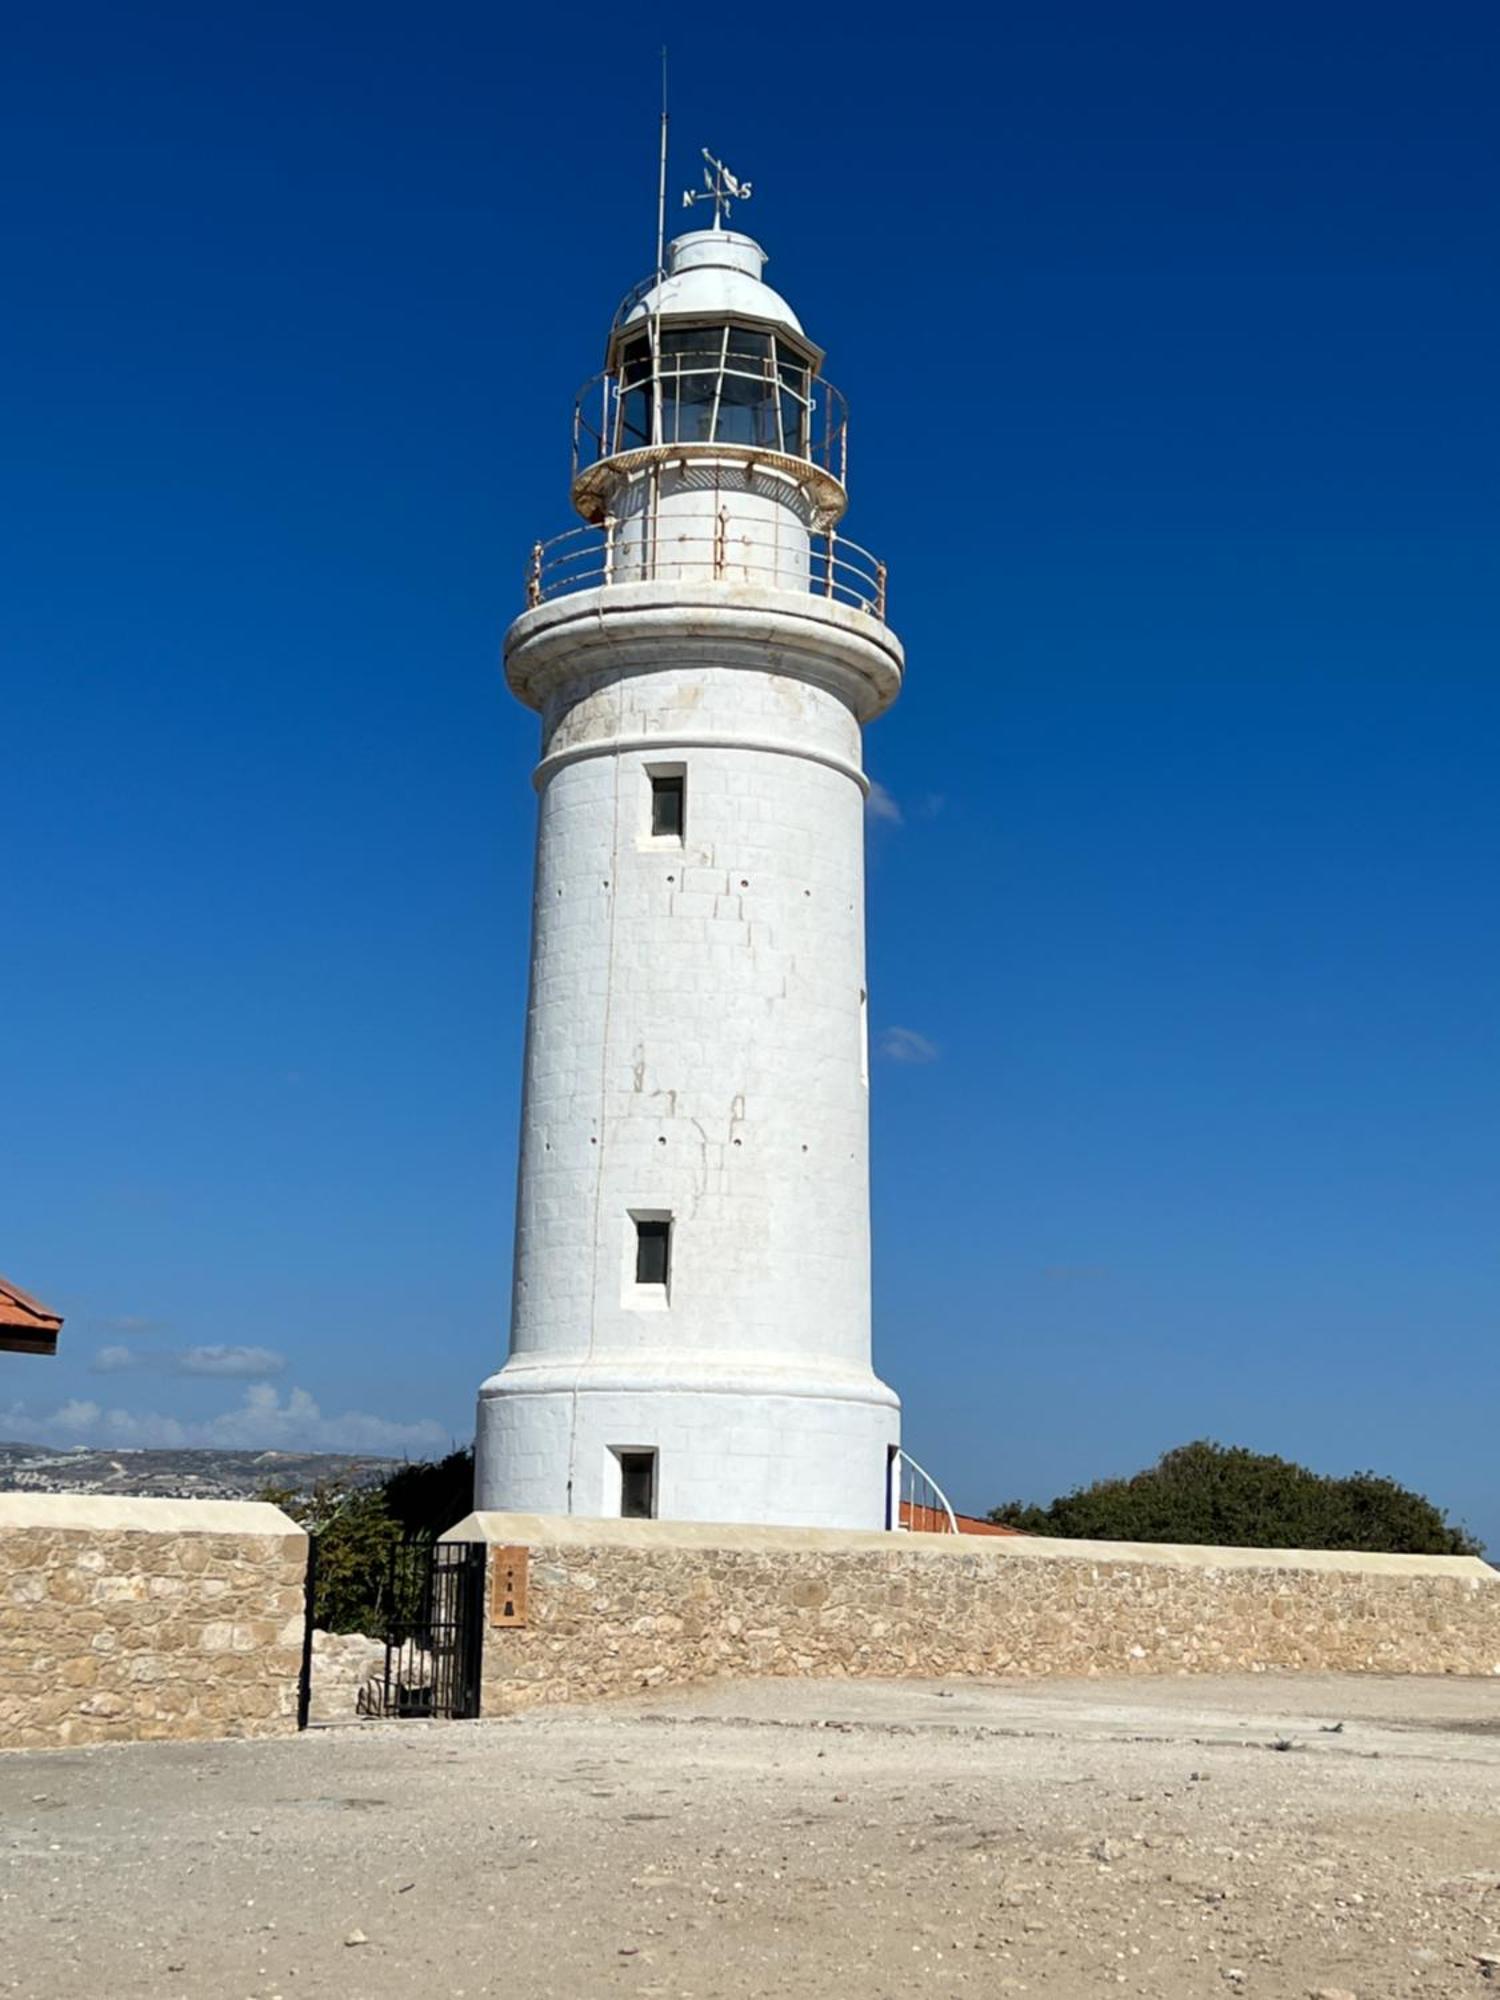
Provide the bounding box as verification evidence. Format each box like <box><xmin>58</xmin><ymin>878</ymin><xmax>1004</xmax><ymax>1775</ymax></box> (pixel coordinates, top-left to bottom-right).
<box><xmin>1</xmin><ymin>1494</ymin><xmax>308</xmax><ymax>1751</ymax></box>
<box><xmin>447</xmin><ymin>1513</ymin><xmax>1500</xmax><ymax>1714</ymax></box>
<box><xmin>307</xmin><ymin>1628</ymin><xmax>386</xmax><ymax>1725</ymax></box>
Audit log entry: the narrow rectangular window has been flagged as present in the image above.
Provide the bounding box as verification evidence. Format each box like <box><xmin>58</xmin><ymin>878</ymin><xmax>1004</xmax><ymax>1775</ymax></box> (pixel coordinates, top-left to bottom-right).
<box><xmin>634</xmin><ymin>1215</ymin><xmax>671</xmax><ymax>1287</ymax></box>
<box><xmin>617</xmin><ymin>1449</ymin><xmax>657</xmax><ymax>1520</ymax></box>
<box><xmin>650</xmin><ymin>772</ymin><xmax>684</xmax><ymax>840</ymax></box>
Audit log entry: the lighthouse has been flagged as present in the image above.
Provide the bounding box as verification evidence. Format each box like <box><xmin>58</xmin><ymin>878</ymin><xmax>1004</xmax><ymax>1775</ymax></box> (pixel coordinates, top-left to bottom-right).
<box><xmin>475</xmin><ymin>160</ymin><xmax>905</xmax><ymax>1530</ymax></box>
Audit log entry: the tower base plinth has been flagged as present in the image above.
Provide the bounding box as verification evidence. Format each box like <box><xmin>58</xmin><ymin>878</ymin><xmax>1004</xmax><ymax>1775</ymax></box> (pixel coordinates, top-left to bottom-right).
<box><xmin>475</xmin><ymin>1369</ymin><xmax>899</xmax><ymax>1532</ymax></box>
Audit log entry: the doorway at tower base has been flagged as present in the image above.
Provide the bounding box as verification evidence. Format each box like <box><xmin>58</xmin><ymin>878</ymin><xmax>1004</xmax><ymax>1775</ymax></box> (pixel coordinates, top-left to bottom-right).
<box><xmin>474</xmin><ymin>1376</ymin><xmax>899</xmax><ymax>1532</ymax></box>
<box><xmin>441</xmin><ymin>1512</ymin><xmax>1500</xmax><ymax>1717</ymax></box>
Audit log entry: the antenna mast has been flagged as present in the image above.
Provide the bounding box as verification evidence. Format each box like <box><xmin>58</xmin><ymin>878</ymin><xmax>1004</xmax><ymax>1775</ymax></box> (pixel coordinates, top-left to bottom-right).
<box><xmin>655</xmin><ymin>48</ymin><xmax>669</xmax><ymax>282</ymax></box>
<box><xmin>650</xmin><ymin>51</ymin><xmax>669</xmax><ymax>462</ymax></box>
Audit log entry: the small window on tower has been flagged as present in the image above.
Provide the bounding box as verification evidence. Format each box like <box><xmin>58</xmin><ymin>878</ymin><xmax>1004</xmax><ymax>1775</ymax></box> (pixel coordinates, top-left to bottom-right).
<box><xmin>615</xmin><ymin>1449</ymin><xmax>658</xmax><ymax>1520</ymax></box>
<box><xmin>634</xmin><ymin>1215</ymin><xmax>672</xmax><ymax>1288</ymax></box>
<box><xmin>646</xmin><ymin>767</ymin><xmax>685</xmax><ymax>843</ymax></box>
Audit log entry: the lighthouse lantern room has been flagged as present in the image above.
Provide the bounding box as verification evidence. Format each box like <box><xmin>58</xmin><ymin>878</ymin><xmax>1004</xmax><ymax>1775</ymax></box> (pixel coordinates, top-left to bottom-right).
<box><xmin>476</xmin><ymin>162</ymin><xmax>905</xmax><ymax>1530</ymax></box>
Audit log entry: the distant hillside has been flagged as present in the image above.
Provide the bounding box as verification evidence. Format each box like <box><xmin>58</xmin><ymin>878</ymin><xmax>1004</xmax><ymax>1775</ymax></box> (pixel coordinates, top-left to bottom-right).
<box><xmin>0</xmin><ymin>1441</ymin><xmax>398</xmax><ymax>1502</ymax></box>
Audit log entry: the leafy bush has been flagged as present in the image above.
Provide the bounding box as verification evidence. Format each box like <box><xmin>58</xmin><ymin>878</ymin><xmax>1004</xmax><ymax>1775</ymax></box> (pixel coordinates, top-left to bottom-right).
<box><xmin>262</xmin><ymin>1446</ymin><xmax>475</xmax><ymax>1634</ymax></box>
<box><xmin>383</xmin><ymin>1447</ymin><xmax>475</xmax><ymax>1538</ymax></box>
<box><xmin>989</xmin><ymin>1440</ymin><xmax>1483</xmax><ymax>1557</ymax></box>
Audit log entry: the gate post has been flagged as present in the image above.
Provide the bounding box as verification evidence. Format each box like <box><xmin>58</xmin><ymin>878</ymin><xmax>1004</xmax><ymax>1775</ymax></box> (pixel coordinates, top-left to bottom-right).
<box><xmin>295</xmin><ymin>1532</ymin><xmax>319</xmax><ymax>1730</ymax></box>
<box><xmin>457</xmin><ymin>1541</ymin><xmax>487</xmax><ymax>1720</ymax></box>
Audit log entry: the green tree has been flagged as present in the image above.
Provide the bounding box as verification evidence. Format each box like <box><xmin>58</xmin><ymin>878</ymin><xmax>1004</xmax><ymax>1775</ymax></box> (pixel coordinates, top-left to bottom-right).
<box><xmin>383</xmin><ymin>1446</ymin><xmax>474</xmax><ymax>1536</ymax></box>
<box><xmin>260</xmin><ymin>1473</ymin><xmax>398</xmax><ymax>1634</ymax></box>
<box><xmin>261</xmin><ymin>1447</ymin><xmax>474</xmax><ymax>1634</ymax></box>
<box><xmin>989</xmin><ymin>1441</ymin><xmax>1483</xmax><ymax>1557</ymax></box>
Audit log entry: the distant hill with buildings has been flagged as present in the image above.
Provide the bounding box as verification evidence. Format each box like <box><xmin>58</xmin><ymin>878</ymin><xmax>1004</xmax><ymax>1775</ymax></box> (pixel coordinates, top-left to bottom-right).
<box><xmin>0</xmin><ymin>1440</ymin><xmax>397</xmax><ymax>1502</ymax></box>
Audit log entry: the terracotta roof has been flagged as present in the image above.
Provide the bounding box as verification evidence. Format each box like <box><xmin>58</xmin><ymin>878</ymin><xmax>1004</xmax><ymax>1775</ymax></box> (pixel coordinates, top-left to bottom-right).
<box><xmin>900</xmin><ymin>1501</ymin><xmax>1022</xmax><ymax>1537</ymax></box>
<box><xmin>0</xmin><ymin>1275</ymin><xmax>63</xmax><ymax>1357</ymax></box>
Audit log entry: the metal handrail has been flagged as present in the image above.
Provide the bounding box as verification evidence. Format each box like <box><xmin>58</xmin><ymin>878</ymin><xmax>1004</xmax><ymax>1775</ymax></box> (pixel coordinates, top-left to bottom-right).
<box><xmin>610</xmin><ymin>274</ymin><xmax>658</xmax><ymax>332</ymax></box>
<box><xmin>891</xmin><ymin>1449</ymin><xmax>959</xmax><ymax>1534</ymax></box>
<box><xmin>523</xmin><ymin>521</ymin><xmax>888</xmax><ymax>621</ymax></box>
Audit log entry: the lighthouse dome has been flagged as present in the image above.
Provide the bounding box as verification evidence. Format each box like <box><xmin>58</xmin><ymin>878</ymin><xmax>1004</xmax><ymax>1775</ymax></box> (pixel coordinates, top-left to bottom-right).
<box><xmin>619</xmin><ymin>229</ymin><xmax>805</xmax><ymax>340</ymax></box>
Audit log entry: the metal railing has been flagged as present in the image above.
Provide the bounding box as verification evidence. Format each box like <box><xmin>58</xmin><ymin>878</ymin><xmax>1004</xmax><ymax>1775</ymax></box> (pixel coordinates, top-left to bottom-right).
<box><xmin>611</xmin><ymin>273</ymin><xmax>658</xmax><ymax>332</ymax></box>
<box><xmin>524</xmin><ymin>518</ymin><xmax>888</xmax><ymax>620</ymax></box>
<box><xmin>890</xmin><ymin>1449</ymin><xmax>960</xmax><ymax>1534</ymax></box>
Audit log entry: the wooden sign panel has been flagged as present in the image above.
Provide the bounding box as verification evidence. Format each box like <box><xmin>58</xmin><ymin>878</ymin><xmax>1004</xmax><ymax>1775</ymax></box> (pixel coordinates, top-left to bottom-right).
<box><xmin>490</xmin><ymin>1545</ymin><xmax>529</xmax><ymax>1627</ymax></box>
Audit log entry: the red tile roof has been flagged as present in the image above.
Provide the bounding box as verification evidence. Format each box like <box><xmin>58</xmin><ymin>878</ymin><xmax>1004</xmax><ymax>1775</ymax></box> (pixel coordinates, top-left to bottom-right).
<box><xmin>0</xmin><ymin>1275</ymin><xmax>63</xmax><ymax>1356</ymax></box>
<box><xmin>900</xmin><ymin>1501</ymin><xmax>1022</xmax><ymax>1537</ymax></box>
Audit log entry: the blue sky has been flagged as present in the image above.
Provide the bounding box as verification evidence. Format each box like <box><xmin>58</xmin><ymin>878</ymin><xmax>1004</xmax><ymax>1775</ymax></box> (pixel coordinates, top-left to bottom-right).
<box><xmin>3</xmin><ymin>4</ymin><xmax>1497</xmax><ymax>1544</ymax></box>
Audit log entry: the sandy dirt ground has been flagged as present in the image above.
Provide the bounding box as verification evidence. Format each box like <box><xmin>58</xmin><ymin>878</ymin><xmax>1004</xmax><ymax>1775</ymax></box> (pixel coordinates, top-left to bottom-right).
<box><xmin>5</xmin><ymin>1672</ymin><xmax>1500</xmax><ymax>1999</ymax></box>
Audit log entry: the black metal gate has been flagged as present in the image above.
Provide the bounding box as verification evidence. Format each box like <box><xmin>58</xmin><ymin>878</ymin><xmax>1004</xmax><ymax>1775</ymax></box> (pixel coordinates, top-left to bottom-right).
<box><xmin>372</xmin><ymin>1537</ymin><xmax>486</xmax><ymax>1721</ymax></box>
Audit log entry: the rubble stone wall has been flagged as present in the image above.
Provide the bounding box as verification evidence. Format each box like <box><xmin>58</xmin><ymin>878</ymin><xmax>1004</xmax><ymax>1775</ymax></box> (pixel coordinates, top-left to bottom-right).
<box><xmin>307</xmin><ymin>1628</ymin><xmax>387</xmax><ymax>1725</ymax></box>
<box><xmin>446</xmin><ymin>1514</ymin><xmax>1500</xmax><ymax>1715</ymax></box>
<box><xmin>0</xmin><ymin>1494</ymin><xmax>307</xmax><ymax>1750</ymax></box>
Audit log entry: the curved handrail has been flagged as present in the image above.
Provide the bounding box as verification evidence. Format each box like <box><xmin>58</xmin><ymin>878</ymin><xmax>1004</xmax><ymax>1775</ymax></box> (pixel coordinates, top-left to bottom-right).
<box><xmin>891</xmin><ymin>1449</ymin><xmax>959</xmax><ymax>1534</ymax></box>
<box><xmin>610</xmin><ymin>273</ymin><xmax>659</xmax><ymax>332</ymax></box>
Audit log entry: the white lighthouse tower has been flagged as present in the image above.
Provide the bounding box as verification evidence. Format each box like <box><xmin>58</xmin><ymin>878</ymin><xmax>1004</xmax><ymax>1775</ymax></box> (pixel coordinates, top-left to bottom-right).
<box><xmin>475</xmin><ymin>161</ymin><xmax>904</xmax><ymax>1530</ymax></box>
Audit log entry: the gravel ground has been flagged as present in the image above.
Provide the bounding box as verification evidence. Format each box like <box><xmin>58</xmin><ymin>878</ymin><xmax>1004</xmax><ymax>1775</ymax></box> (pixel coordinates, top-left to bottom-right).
<box><xmin>5</xmin><ymin>1672</ymin><xmax>1500</xmax><ymax>1998</ymax></box>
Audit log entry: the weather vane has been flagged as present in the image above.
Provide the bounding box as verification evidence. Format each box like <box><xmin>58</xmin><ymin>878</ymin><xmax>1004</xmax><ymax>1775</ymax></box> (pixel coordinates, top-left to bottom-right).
<box><xmin>683</xmin><ymin>149</ymin><xmax>752</xmax><ymax>227</ymax></box>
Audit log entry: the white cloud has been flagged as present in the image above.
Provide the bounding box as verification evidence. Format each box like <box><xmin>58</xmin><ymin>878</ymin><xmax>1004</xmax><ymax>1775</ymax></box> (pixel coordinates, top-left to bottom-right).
<box><xmin>878</xmin><ymin>1025</ymin><xmax>940</xmax><ymax>1065</ymax></box>
<box><xmin>865</xmin><ymin>780</ymin><xmax>902</xmax><ymax>825</ymax></box>
<box><xmin>88</xmin><ymin>1342</ymin><xmax>287</xmax><ymax>1379</ymax></box>
<box><xmin>1</xmin><ymin>1384</ymin><xmax>448</xmax><ymax>1455</ymax></box>
<box><xmin>178</xmin><ymin>1345</ymin><xmax>286</xmax><ymax>1378</ymax></box>
<box><xmin>46</xmin><ymin>1399</ymin><xmax>106</xmax><ymax>1435</ymax></box>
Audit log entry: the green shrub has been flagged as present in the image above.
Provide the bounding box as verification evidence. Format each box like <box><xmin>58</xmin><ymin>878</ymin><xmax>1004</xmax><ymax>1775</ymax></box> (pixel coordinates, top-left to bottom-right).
<box><xmin>262</xmin><ymin>1446</ymin><xmax>475</xmax><ymax>1634</ymax></box>
<box><xmin>383</xmin><ymin>1446</ymin><xmax>474</xmax><ymax>1537</ymax></box>
<box><xmin>989</xmin><ymin>1440</ymin><xmax>1483</xmax><ymax>1557</ymax></box>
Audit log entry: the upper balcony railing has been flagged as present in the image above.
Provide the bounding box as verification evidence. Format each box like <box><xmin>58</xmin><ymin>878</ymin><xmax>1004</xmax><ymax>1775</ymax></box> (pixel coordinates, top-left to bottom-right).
<box><xmin>610</xmin><ymin>274</ymin><xmax>658</xmax><ymax>333</ymax></box>
<box><xmin>523</xmin><ymin>520</ymin><xmax>888</xmax><ymax>621</ymax></box>
<box><xmin>571</xmin><ymin>327</ymin><xmax>849</xmax><ymax>488</ymax></box>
